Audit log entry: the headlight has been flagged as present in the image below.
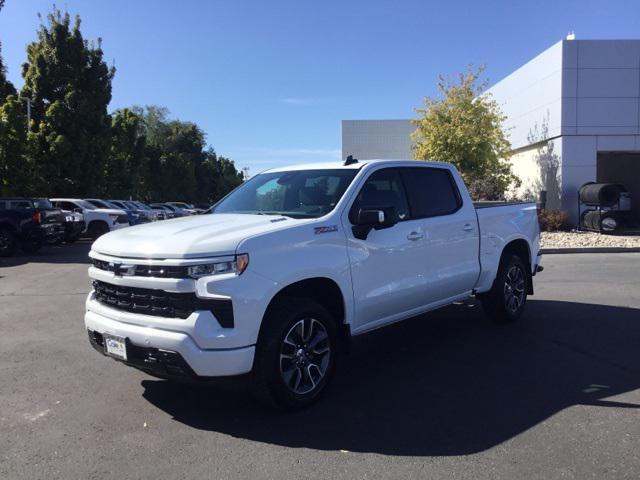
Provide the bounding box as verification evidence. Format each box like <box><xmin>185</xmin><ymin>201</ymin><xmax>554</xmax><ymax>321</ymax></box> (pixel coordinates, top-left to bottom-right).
<box><xmin>187</xmin><ymin>254</ymin><xmax>249</xmax><ymax>278</ymax></box>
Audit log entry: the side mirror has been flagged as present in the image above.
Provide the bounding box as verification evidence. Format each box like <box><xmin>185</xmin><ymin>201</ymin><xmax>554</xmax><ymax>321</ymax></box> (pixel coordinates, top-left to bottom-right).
<box><xmin>352</xmin><ymin>206</ymin><xmax>398</xmax><ymax>240</ymax></box>
<box><xmin>74</xmin><ymin>208</ymin><xmax>83</xmax><ymax>214</ymax></box>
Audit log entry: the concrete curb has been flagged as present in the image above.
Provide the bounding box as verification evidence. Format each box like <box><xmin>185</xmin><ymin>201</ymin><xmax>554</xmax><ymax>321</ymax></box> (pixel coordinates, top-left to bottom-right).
<box><xmin>540</xmin><ymin>247</ymin><xmax>640</xmax><ymax>254</ymax></box>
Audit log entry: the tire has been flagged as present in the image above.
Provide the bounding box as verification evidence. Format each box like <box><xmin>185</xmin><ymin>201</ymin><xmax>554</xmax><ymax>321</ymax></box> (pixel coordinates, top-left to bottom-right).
<box><xmin>599</xmin><ymin>212</ymin><xmax>619</xmax><ymax>233</ymax></box>
<box><xmin>480</xmin><ymin>254</ymin><xmax>528</xmax><ymax>324</ymax></box>
<box><xmin>21</xmin><ymin>239</ymin><xmax>43</xmax><ymax>254</ymax></box>
<box><xmin>253</xmin><ymin>297</ymin><xmax>337</xmax><ymax>410</ymax></box>
<box><xmin>0</xmin><ymin>227</ymin><xmax>18</xmax><ymax>257</ymax></box>
<box><xmin>88</xmin><ymin>221</ymin><xmax>110</xmax><ymax>239</ymax></box>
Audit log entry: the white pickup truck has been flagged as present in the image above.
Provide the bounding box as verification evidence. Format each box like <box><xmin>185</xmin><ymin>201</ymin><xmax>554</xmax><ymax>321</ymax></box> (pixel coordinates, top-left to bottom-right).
<box><xmin>85</xmin><ymin>159</ymin><xmax>541</xmax><ymax>409</ymax></box>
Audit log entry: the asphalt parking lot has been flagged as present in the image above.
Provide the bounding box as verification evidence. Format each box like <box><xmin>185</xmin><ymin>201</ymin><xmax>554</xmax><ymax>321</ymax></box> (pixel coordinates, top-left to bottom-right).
<box><xmin>1</xmin><ymin>243</ymin><xmax>639</xmax><ymax>479</ymax></box>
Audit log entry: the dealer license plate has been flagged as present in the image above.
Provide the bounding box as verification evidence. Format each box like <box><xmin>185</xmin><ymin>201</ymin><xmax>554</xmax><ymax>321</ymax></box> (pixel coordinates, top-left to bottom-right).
<box><xmin>104</xmin><ymin>334</ymin><xmax>127</xmax><ymax>360</ymax></box>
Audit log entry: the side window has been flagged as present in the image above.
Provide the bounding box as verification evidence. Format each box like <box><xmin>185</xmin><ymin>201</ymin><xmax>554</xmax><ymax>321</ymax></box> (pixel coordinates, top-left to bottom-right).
<box><xmin>350</xmin><ymin>168</ymin><xmax>410</xmax><ymax>223</ymax></box>
<box><xmin>60</xmin><ymin>201</ymin><xmax>77</xmax><ymax>211</ymax></box>
<box><xmin>400</xmin><ymin>167</ymin><xmax>461</xmax><ymax>218</ymax></box>
<box><xmin>9</xmin><ymin>200</ymin><xmax>33</xmax><ymax>210</ymax></box>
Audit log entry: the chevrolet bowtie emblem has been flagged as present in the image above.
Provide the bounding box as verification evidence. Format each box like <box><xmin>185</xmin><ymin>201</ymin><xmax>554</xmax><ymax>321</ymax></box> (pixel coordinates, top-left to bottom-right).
<box><xmin>109</xmin><ymin>262</ymin><xmax>135</xmax><ymax>277</ymax></box>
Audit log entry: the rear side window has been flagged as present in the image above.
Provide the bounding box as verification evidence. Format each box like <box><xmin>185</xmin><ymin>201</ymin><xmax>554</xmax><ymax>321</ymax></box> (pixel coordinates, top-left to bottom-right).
<box><xmin>350</xmin><ymin>168</ymin><xmax>410</xmax><ymax>222</ymax></box>
<box><xmin>400</xmin><ymin>167</ymin><xmax>461</xmax><ymax>218</ymax></box>
<box><xmin>9</xmin><ymin>200</ymin><xmax>33</xmax><ymax>210</ymax></box>
<box><xmin>58</xmin><ymin>201</ymin><xmax>78</xmax><ymax>211</ymax></box>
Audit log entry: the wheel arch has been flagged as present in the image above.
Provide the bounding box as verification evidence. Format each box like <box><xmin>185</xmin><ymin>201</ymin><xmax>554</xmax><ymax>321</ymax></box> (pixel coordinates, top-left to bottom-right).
<box><xmin>259</xmin><ymin>276</ymin><xmax>350</xmax><ymax>349</ymax></box>
<box><xmin>501</xmin><ymin>238</ymin><xmax>533</xmax><ymax>294</ymax></box>
<box><xmin>87</xmin><ymin>219</ymin><xmax>109</xmax><ymax>229</ymax></box>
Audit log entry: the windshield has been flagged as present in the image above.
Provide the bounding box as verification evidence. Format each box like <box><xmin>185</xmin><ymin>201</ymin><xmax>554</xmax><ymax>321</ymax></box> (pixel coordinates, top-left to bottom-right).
<box><xmin>34</xmin><ymin>199</ymin><xmax>53</xmax><ymax>209</ymax></box>
<box><xmin>213</xmin><ymin>169</ymin><xmax>358</xmax><ymax>218</ymax></box>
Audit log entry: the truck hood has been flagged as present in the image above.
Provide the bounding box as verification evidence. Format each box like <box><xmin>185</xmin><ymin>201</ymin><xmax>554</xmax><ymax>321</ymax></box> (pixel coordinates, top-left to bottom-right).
<box><xmin>91</xmin><ymin>213</ymin><xmax>293</xmax><ymax>259</ymax></box>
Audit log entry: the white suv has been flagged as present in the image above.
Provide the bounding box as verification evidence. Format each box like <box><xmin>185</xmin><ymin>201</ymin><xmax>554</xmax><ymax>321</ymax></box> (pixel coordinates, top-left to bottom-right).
<box><xmin>51</xmin><ymin>198</ymin><xmax>129</xmax><ymax>238</ymax></box>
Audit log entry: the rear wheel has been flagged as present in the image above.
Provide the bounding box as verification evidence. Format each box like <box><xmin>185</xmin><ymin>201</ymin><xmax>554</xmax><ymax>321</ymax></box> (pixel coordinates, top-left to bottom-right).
<box><xmin>254</xmin><ymin>297</ymin><xmax>337</xmax><ymax>410</ymax></box>
<box><xmin>0</xmin><ymin>227</ymin><xmax>17</xmax><ymax>257</ymax></box>
<box><xmin>480</xmin><ymin>254</ymin><xmax>528</xmax><ymax>324</ymax></box>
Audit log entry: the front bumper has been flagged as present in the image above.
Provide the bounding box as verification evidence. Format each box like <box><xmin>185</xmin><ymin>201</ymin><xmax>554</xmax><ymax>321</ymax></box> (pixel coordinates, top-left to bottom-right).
<box><xmin>85</xmin><ymin>306</ymin><xmax>255</xmax><ymax>377</ymax></box>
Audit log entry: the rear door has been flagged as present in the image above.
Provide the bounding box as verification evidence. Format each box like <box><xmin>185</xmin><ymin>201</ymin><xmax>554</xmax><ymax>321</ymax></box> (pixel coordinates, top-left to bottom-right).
<box><xmin>399</xmin><ymin>166</ymin><xmax>480</xmax><ymax>303</ymax></box>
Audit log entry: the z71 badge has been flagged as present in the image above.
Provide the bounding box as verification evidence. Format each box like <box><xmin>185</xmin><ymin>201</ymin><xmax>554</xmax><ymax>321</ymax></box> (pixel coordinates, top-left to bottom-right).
<box><xmin>314</xmin><ymin>225</ymin><xmax>338</xmax><ymax>234</ymax></box>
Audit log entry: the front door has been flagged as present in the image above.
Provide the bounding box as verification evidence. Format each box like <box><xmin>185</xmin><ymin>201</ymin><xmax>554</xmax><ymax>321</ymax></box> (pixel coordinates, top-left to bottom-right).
<box><xmin>344</xmin><ymin>167</ymin><xmax>431</xmax><ymax>332</ymax></box>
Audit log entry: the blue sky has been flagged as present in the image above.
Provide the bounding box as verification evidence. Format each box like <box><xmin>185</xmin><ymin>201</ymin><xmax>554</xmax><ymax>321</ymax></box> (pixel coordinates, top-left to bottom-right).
<box><xmin>1</xmin><ymin>0</ymin><xmax>639</xmax><ymax>174</ymax></box>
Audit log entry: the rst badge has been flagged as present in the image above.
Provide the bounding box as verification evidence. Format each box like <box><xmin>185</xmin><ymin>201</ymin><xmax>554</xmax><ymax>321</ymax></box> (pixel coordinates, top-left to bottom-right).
<box><xmin>314</xmin><ymin>225</ymin><xmax>338</xmax><ymax>234</ymax></box>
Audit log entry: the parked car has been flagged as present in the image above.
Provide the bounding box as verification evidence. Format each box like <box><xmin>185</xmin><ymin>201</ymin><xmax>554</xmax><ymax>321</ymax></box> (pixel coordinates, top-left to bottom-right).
<box><xmin>84</xmin><ymin>159</ymin><xmax>542</xmax><ymax>409</ymax></box>
<box><xmin>51</xmin><ymin>198</ymin><xmax>129</xmax><ymax>239</ymax></box>
<box><xmin>85</xmin><ymin>199</ymin><xmax>131</xmax><ymax>226</ymax></box>
<box><xmin>166</xmin><ymin>202</ymin><xmax>197</xmax><ymax>215</ymax></box>
<box><xmin>108</xmin><ymin>200</ymin><xmax>153</xmax><ymax>224</ymax></box>
<box><xmin>32</xmin><ymin>199</ymin><xmax>66</xmax><ymax>245</ymax></box>
<box><xmin>0</xmin><ymin>197</ymin><xmax>45</xmax><ymax>256</ymax></box>
<box><xmin>60</xmin><ymin>208</ymin><xmax>85</xmax><ymax>243</ymax></box>
<box><xmin>149</xmin><ymin>203</ymin><xmax>182</xmax><ymax>218</ymax></box>
<box><xmin>122</xmin><ymin>200</ymin><xmax>159</xmax><ymax>222</ymax></box>
<box><xmin>129</xmin><ymin>201</ymin><xmax>166</xmax><ymax>220</ymax></box>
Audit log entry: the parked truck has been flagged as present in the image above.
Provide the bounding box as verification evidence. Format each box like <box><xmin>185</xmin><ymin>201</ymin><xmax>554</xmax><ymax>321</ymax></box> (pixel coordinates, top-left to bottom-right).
<box><xmin>0</xmin><ymin>198</ymin><xmax>46</xmax><ymax>257</ymax></box>
<box><xmin>84</xmin><ymin>159</ymin><xmax>542</xmax><ymax>409</ymax></box>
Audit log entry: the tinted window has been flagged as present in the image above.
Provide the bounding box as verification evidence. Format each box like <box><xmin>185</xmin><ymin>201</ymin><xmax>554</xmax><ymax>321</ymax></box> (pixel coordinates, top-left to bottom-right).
<box><xmin>400</xmin><ymin>167</ymin><xmax>461</xmax><ymax>218</ymax></box>
<box><xmin>58</xmin><ymin>201</ymin><xmax>78</xmax><ymax>211</ymax></box>
<box><xmin>9</xmin><ymin>200</ymin><xmax>33</xmax><ymax>210</ymax></box>
<box><xmin>87</xmin><ymin>199</ymin><xmax>110</xmax><ymax>209</ymax></box>
<box><xmin>350</xmin><ymin>168</ymin><xmax>410</xmax><ymax>222</ymax></box>
<box><xmin>33</xmin><ymin>199</ymin><xmax>53</xmax><ymax>209</ymax></box>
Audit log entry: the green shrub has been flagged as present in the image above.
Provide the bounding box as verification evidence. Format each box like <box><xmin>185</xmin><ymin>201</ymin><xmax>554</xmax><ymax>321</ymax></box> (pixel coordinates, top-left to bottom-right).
<box><xmin>538</xmin><ymin>210</ymin><xmax>571</xmax><ymax>232</ymax></box>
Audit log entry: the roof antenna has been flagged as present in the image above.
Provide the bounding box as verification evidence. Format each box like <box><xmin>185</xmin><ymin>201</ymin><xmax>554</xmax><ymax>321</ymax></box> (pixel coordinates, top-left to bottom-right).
<box><xmin>344</xmin><ymin>155</ymin><xmax>358</xmax><ymax>166</ymax></box>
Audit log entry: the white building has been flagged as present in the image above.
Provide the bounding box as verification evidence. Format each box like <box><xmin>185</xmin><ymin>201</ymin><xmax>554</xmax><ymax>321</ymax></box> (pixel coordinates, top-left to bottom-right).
<box><xmin>341</xmin><ymin>39</ymin><xmax>640</xmax><ymax>223</ymax></box>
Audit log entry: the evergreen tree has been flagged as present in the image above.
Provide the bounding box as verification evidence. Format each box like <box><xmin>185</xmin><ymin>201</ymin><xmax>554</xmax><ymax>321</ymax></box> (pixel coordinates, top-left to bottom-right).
<box><xmin>0</xmin><ymin>96</ymin><xmax>30</xmax><ymax>195</ymax></box>
<box><xmin>105</xmin><ymin>108</ymin><xmax>147</xmax><ymax>198</ymax></box>
<box><xmin>20</xmin><ymin>8</ymin><xmax>115</xmax><ymax>195</ymax></box>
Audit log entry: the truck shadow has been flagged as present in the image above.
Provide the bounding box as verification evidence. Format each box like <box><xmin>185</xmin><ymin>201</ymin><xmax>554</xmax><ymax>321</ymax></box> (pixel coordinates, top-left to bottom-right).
<box><xmin>0</xmin><ymin>239</ymin><xmax>92</xmax><ymax>267</ymax></box>
<box><xmin>141</xmin><ymin>299</ymin><xmax>640</xmax><ymax>456</ymax></box>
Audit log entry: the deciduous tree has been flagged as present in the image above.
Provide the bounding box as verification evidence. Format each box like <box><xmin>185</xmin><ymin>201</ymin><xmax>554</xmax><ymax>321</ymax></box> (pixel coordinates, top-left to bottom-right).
<box><xmin>412</xmin><ymin>67</ymin><xmax>518</xmax><ymax>200</ymax></box>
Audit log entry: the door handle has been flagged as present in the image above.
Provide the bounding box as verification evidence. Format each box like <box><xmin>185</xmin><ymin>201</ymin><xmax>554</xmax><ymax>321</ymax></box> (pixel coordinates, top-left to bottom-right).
<box><xmin>463</xmin><ymin>224</ymin><xmax>474</xmax><ymax>232</ymax></box>
<box><xmin>407</xmin><ymin>231</ymin><xmax>424</xmax><ymax>241</ymax></box>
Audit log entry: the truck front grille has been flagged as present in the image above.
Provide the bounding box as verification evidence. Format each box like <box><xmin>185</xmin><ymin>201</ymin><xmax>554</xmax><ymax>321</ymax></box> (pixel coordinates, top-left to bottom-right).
<box><xmin>92</xmin><ymin>258</ymin><xmax>188</xmax><ymax>278</ymax></box>
<box><xmin>92</xmin><ymin>280</ymin><xmax>234</xmax><ymax>327</ymax></box>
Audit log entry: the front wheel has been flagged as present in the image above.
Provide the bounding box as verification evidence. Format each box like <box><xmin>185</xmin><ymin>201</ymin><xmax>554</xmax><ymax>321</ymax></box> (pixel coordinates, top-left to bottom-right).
<box><xmin>479</xmin><ymin>254</ymin><xmax>528</xmax><ymax>324</ymax></box>
<box><xmin>254</xmin><ymin>298</ymin><xmax>337</xmax><ymax>410</ymax></box>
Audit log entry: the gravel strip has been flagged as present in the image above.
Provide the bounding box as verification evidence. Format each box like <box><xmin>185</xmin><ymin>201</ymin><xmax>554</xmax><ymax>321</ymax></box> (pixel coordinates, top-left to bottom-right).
<box><xmin>541</xmin><ymin>231</ymin><xmax>640</xmax><ymax>249</ymax></box>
